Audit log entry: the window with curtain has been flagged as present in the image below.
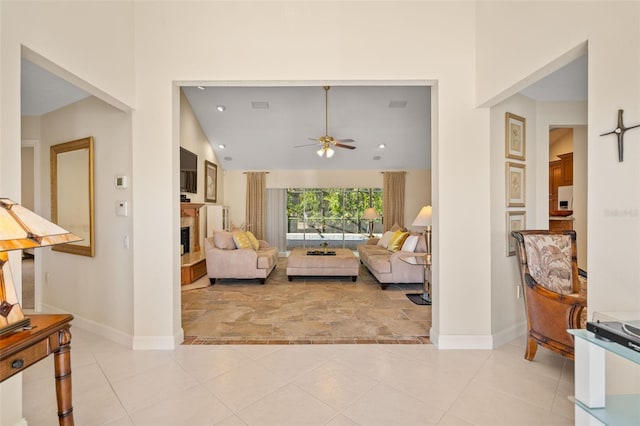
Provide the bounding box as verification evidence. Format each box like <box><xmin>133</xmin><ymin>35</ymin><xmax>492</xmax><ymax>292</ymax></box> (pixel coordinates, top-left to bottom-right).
<box><xmin>286</xmin><ymin>188</ymin><xmax>382</xmax><ymax>250</ymax></box>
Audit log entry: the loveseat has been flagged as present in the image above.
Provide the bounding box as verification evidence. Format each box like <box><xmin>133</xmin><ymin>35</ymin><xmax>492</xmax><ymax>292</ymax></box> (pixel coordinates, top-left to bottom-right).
<box><xmin>357</xmin><ymin>230</ymin><xmax>427</xmax><ymax>289</ymax></box>
<box><xmin>204</xmin><ymin>229</ymin><xmax>278</xmax><ymax>284</ymax></box>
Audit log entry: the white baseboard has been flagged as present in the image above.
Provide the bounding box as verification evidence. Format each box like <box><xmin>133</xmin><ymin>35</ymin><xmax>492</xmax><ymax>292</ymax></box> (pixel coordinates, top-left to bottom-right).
<box><xmin>432</xmin><ymin>332</ymin><xmax>494</xmax><ymax>350</ymax></box>
<box><xmin>38</xmin><ymin>305</ymin><xmax>185</xmax><ymax>350</ymax></box>
<box><xmin>133</xmin><ymin>334</ymin><xmax>181</xmax><ymax>350</ymax></box>
<box><xmin>40</xmin><ymin>303</ymin><xmax>133</xmax><ymax>349</ymax></box>
<box><xmin>492</xmin><ymin>321</ymin><xmax>526</xmax><ymax>348</ymax></box>
<box><xmin>431</xmin><ymin>322</ymin><xmax>526</xmax><ymax>350</ymax></box>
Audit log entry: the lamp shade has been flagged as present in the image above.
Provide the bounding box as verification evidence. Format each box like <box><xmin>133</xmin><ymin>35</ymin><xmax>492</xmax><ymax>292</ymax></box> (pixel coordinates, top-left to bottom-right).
<box><xmin>362</xmin><ymin>208</ymin><xmax>379</xmax><ymax>220</ymax></box>
<box><xmin>412</xmin><ymin>205</ymin><xmax>432</xmax><ymax>227</ymax></box>
<box><xmin>0</xmin><ymin>198</ymin><xmax>82</xmax><ymax>251</ymax></box>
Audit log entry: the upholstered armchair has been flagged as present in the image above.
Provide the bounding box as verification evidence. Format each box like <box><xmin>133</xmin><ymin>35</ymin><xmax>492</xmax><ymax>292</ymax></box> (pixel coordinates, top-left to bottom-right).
<box><xmin>511</xmin><ymin>230</ymin><xmax>587</xmax><ymax>361</ymax></box>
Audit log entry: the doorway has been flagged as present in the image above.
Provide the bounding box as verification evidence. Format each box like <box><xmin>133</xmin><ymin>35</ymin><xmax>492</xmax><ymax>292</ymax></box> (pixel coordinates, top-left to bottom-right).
<box><xmin>21</xmin><ymin>143</ymin><xmax>37</xmax><ymax>309</ymax></box>
<box><xmin>548</xmin><ymin>126</ymin><xmax>588</xmax><ymax>270</ymax></box>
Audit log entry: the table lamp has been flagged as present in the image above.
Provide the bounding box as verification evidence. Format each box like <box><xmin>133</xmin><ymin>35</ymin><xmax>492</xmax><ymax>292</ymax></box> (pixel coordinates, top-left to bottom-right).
<box><xmin>0</xmin><ymin>198</ymin><xmax>81</xmax><ymax>336</ymax></box>
<box><xmin>362</xmin><ymin>207</ymin><xmax>379</xmax><ymax>238</ymax></box>
<box><xmin>412</xmin><ymin>205</ymin><xmax>432</xmax><ymax>254</ymax></box>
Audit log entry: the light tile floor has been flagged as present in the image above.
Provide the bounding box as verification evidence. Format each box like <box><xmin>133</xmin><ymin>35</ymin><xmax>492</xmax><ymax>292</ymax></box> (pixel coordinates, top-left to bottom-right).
<box><xmin>22</xmin><ymin>327</ymin><xmax>575</xmax><ymax>425</ymax></box>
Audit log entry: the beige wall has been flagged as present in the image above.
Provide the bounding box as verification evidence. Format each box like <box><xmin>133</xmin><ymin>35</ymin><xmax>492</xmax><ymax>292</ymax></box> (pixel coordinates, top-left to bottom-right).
<box><xmin>20</xmin><ymin>146</ymin><xmax>34</xmax><ymax>209</ymax></box>
<box><xmin>130</xmin><ymin>1</ymin><xmax>487</xmax><ymax>348</ymax></box>
<box><xmin>549</xmin><ymin>130</ymin><xmax>574</xmax><ymax>160</ymax></box>
<box><xmin>37</xmin><ymin>96</ymin><xmax>134</xmax><ymax>340</ymax></box>
<box><xmin>477</xmin><ymin>2</ymin><xmax>640</xmax><ymax>321</ymax></box>
<box><xmin>0</xmin><ymin>6</ymin><xmax>638</xmax><ymax>408</ymax></box>
<box><xmin>490</xmin><ymin>94</ymin><xmax>536</xmax><ymax>342</ymax></box>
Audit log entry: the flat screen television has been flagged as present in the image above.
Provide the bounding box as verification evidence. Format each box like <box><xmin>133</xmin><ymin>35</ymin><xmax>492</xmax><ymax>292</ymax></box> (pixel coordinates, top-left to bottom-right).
<box><xmin>180</xmin><ymin>147</ymin><xmax>198</xmax><ymax>194</ymax></box>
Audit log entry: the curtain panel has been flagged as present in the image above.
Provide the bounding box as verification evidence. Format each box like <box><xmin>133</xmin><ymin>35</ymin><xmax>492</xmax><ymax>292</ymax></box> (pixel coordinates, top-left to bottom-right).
<box><xmin>245</xmin><ymin>172</ymin><xmax>266</xmax><ymax>240</ymax></box>
<box><xmin>382</xmin><ymin>171</ymin><xmax>406</xmax><ymax>231</ymax></box>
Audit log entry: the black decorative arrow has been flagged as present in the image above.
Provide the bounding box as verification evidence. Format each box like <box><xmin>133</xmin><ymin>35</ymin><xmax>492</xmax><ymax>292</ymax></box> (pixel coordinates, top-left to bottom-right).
<box><xmin>600</xmin><ymin>109</ymin><xmax>640</xmax><ymax>162</ymax></box>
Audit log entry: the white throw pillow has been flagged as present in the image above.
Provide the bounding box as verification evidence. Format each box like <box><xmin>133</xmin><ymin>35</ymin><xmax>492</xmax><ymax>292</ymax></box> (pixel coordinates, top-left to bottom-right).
<box><xmin>377</xmin><ymin>231</ymin><xmax>395</xmax><ymax>247</ymax></box>
<box><xmin>401</xmin><ymin>235</ymin><xmax>419</xmax><ymax>252</ymax></box>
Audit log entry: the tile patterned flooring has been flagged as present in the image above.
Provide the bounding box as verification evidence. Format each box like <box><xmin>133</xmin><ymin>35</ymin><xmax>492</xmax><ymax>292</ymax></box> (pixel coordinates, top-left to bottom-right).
<box><xmin>22</xmin><ymin>328</ymin><xmax>575</xmax><ymax>425</ymax></box>
<box><xmin>181</xmin><ymin>257</ymin><xmax>432</xmax><ymax>344</ymax></box>
<box><xmin>20</xmin><ymin>255</ymin><xmax>575</xmax><ymax>425</ymax></box>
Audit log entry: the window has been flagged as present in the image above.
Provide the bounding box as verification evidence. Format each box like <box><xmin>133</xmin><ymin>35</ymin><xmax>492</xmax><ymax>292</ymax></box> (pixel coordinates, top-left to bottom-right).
<box><xmin>286</xmin><ymin>188</ymin><xmax>382</xmax><ymax>250</ymax></box>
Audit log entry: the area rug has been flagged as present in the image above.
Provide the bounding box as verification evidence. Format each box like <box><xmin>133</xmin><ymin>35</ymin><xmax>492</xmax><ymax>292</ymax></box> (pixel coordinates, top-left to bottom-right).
<box><xmin>182</xmin><ymin>257</ymin><xmax>431</xmax><ymax>344</ymax></box>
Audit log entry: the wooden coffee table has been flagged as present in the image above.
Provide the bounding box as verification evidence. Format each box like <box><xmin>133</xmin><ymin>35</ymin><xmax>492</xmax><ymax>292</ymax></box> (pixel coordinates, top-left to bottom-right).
<box><xmin>286</xmin><ymin>248</ymin><xmax>359</xmax><ymax>282</ymax></box>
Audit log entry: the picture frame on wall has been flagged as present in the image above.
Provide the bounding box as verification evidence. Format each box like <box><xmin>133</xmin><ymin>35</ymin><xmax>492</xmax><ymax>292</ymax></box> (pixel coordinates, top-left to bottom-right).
<box><xmin>205</xmin><ymin>160</ymin><xmax>217</xmax><ymax>203</ymax></box>
<box><xmin>506</xmin><ymin>211</ymin><xmax>526</xmax><ymax>256</ymax></box>
<box><xmin>505</xmin><ymin>112</ymin><xmax>526</xmax><ymax>160</ymax></box>
<box><xmin>506</xmin><ymin>162</ymin><xmax>526</xmax><ymax>207</ymax></box>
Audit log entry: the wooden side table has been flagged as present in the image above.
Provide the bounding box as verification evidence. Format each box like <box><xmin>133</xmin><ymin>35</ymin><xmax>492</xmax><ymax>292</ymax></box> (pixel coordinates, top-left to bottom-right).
<box><xmin>0</xmin><ymin>314</ymin><xmax>74</xmax><ymax>426</ymax></box>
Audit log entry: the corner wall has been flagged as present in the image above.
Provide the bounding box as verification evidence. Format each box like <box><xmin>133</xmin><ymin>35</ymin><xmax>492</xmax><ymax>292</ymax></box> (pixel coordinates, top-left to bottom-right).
<box><xmin>132</xmin><ymin>1</ymin><xmax>491</xmax><ymax>348</ymax></box>
<box><xmin>38</xmin><ymin>96</ymin><xmax>134</xmax><ymax>344</ymax></box>
<box><xmin>1</xmin><ymin>2</ymin><xmax>135</xmax><ymax>422</ymax></box>
<box><xmin>490</xmin><ymin>94</ymin><xmax>536</xmax><ymax>344</ymax></box>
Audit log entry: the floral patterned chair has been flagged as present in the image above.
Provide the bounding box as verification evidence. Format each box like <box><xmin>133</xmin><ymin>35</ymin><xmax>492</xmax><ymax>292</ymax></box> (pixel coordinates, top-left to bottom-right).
<box><xmin>511</xmin><ymin>230</ymin><xmax>587</xmax><ymax>361</ymax></box>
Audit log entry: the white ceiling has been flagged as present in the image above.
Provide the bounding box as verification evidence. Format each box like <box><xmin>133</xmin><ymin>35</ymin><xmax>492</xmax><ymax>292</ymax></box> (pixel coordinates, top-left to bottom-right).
<box><xmin>182</xmin><ymin>84</ymin><xmax>431</xmax><ymax>170</ymax></box>
<box><xmin>21</xmin><ymin>59</ymin><xmax>90</xmax><ymax>116</ymax></box>
<box><xmin>20</xmin><ymin>55</ymin><xmax>587</xmax><ymax>170</ymax></box>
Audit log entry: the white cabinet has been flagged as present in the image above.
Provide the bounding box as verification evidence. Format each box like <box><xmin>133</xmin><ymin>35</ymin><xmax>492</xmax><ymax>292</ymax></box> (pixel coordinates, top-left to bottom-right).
<box><xmin>207</xmin><ymin>205</ymin><xmax>229</xmax><ymax>236</ymax></box>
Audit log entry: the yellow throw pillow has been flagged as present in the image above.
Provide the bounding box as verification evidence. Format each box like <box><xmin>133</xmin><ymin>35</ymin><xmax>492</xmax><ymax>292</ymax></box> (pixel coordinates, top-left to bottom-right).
<box><xmin>232</xmin><ymin>231</ymin><xmax>253</xmax><ymax>249</ymax></box>
<box><xmin>387</xmin><ymin>231</ymin><xmax>409</xmax><ymax>252</ymax></box>
<box><xmin>245</xmin><ymin>231</ymin><xmax>260</xmax><ymax>251</ymax></box>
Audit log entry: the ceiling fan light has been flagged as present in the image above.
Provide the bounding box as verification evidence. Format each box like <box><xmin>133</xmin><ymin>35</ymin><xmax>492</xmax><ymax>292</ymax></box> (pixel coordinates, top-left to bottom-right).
<box><xmin>317</xmin><ymin>148</ymin><xmax>325</xmax><ymax>157</ymax></box>
<box><xmin>326</xmin><ymin>147</ymin><xmax>335</xmax><ymax>158</ymax></box>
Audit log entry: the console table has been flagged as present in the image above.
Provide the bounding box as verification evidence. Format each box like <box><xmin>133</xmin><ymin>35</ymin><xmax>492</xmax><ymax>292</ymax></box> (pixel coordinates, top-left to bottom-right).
<box><xmin>0</xmin><ymin>314</ymin><xmax>74</xmax><ymax>425</ymax></box>
<box><xmin>569</xmin><ymin>328</ymin><xmax>640</xmax><ymax>425</ymax></box>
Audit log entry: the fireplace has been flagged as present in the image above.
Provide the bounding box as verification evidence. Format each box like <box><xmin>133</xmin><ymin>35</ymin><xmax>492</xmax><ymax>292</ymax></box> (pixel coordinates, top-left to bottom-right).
<box><xmin>180</xmin><ymin>203</ymin><xmax>204</xmax><ymax>253</ymax></box>
<box><xmin>180</xmin><ymin>226</ymin><xmax>190</xmax><ymax>254</ymax></box>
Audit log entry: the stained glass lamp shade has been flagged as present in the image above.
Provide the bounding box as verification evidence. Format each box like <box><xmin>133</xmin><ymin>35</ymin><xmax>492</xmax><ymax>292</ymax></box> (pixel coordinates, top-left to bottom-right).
<box><xmin>0</xmin><ymin>199</ymin><xmax>81</xmax><ymax>335</ymax></box>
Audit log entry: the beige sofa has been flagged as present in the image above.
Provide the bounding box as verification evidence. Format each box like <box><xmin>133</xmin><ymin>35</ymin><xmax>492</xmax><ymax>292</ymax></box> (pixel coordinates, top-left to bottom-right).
<box><xmin>357</xmin><ymin>232</ymin><xmax>427</xmax><ymax>289</ymax></box>
<box><xmin>204</xmin><ymin>230</ymin><xmax>278</xmax><ymax>285</ymax></box>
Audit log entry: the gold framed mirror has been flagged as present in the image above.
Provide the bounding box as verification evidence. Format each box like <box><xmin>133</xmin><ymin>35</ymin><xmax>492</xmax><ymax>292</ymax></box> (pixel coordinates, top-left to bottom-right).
<box><xmin>50</xmin><ymin>137</ymin><xmax>95</xmax><ymax>257</ymax></box>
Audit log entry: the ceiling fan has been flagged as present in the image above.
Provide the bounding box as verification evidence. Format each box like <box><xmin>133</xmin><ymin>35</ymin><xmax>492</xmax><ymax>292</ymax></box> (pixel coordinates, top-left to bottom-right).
<box><xmin>295</xmin><ymin>86</ymin><xmax>356</xmax><ymax>158</ymax></box>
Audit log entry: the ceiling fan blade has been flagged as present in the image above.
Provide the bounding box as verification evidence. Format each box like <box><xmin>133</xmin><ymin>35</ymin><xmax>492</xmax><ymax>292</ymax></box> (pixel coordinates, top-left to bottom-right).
<box><xmin>336</xmin><ymin>138</ymin><xmax>355</xmax><ymax>143</ymax></box>
<box><xmin>334</xmin><ymin>143</ymin><xmax>356</xmax><ymax>150</ymax></box>
<box><xmin>308</xmin><ymin>137</ymin><xmax>320</xmax><ymax>142</ymax></box>
<box><xmin>294</xmin><ymin>143</ymin><xmax>319</xmax><ymax>148</ymax></box>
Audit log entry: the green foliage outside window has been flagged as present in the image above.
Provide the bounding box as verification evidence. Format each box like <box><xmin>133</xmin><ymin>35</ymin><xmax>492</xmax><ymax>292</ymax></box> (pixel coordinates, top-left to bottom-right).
<box><xmin>286</xmin><ymin>188</ymin><xmax>383</xmax><ymax>248</ymax></box>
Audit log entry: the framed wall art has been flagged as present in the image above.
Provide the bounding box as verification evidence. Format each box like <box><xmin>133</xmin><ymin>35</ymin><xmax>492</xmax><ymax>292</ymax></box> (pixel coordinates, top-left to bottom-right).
<box><xmin>506</xmin><ymin>211</ymin><xmax>526</xmax><ymax>256</ymax></box>
<box><xmin>506</xmin><ymin>162</ymin><xmax>526</xmax><ymax>207</ymax></box>
<box><xmin>505</xmin><ymin>112</ymin><xmax>526</xmax><ymax>160</ymax></box>
<box><xmin>205</xmin><ymin>160</ymin><xmax>217</xmax><ymax>203</ymax></box>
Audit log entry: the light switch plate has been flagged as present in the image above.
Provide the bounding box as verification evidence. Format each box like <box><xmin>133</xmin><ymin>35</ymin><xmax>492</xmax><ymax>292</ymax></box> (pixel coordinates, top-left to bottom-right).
<box><xmin>116</xmin><ymin>200</ymin><xmax>128</xmax><ymax>216</ymax></box>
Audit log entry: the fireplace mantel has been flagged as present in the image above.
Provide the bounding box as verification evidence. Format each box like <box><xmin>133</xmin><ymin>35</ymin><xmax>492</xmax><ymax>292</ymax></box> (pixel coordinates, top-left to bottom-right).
<box><xmin>180</xmin><ymin>203</ymin><xmax>204</xmax><ymax>252</ymax></box>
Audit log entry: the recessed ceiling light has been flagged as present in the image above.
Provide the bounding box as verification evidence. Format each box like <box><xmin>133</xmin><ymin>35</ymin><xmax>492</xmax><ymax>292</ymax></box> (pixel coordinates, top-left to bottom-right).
<box><xmin>216</xmin><ymin>105</ymin><xmax>226</xmax><ymax>112</ymax></box>
<box><xmin>197</xmin><ymin>86</ymin><xmax>205</xmax><ymax>90</ymax></box>
<box><xmin>251</xmin><ymin>101</ymin><xmax>269</xmax><ymax>109</ymax></box>
<box><xmin>224</xmin><ymin>156</ymin><xmax>232</xmax><ymax>161</ymax></box>
<box><xmin>218</xmin><ymin>144</ymin><xmax>226</xmax><ymax>149</ymax></box>
<box><xmin>388</xmin><ymin>100</ymin><xmax>407</xmax><ymax>108</ymax></box>
<box><xmin>379</xmin><ymin>144</ymin><xmax>386</xmax><ymax>149</ymax></box>
<box><xmin>373</xmin><ymin>156</ymin><xmax>382</xmax><ymax>160</ymax></box>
